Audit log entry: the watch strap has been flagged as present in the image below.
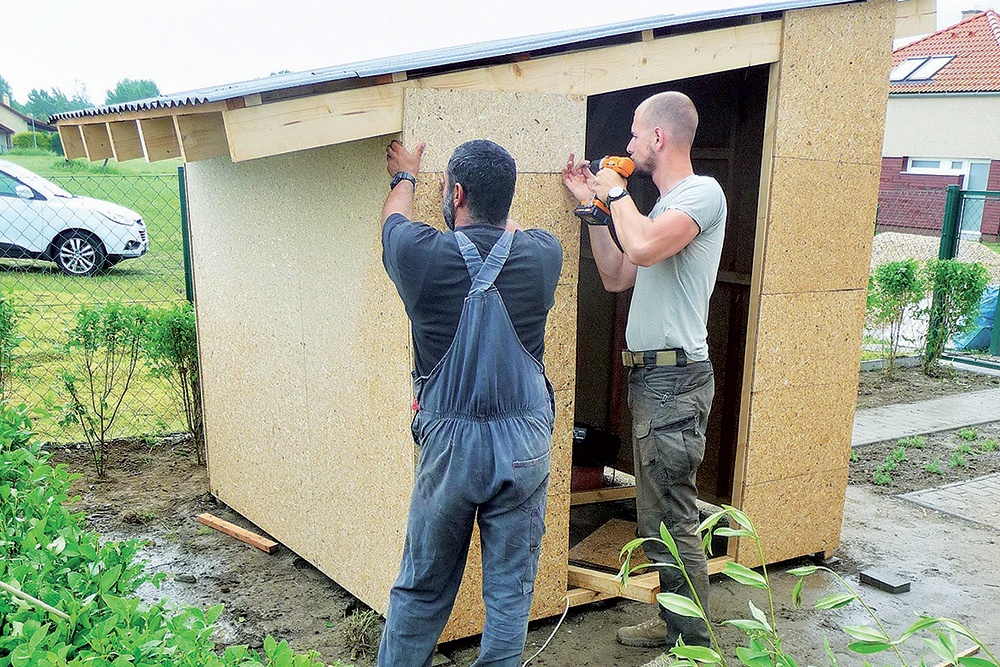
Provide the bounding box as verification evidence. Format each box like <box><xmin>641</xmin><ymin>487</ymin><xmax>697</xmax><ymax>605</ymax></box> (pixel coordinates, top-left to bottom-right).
<box><xmin>390</xmin><ymin>171</ymin><xmax>416</xmax><ymax>190</ymax></box>
<box><xmin>607</xmin><ymin>188</ymin><xmax>629</xmax><ymax>204</ymax></box>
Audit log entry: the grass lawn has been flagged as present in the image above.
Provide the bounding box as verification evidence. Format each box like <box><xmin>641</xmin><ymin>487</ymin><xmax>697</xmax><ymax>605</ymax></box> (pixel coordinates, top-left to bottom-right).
<box><xmin>986</xmin><ymin>241</ymin><xmax>1000</xmax><ymax>254</ymax></box>
<box><xmin>2</xmin><ymin>152</ymin><xmax>187</xmax><ymax>441</ymax></box>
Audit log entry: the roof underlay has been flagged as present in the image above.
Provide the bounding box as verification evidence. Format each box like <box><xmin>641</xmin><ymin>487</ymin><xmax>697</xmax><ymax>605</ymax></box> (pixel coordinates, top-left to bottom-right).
<box><xmin>53</xmin><ymin>1</ymin><xmax>855</xmax><ymax>165</ymax></box>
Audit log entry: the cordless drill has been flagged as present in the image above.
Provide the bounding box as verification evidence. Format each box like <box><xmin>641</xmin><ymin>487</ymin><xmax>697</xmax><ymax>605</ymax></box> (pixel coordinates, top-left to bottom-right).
<box><xmin>573</xmin><ymin>156</ymin><xmax>635</xmax><ymax>253</ymax></box>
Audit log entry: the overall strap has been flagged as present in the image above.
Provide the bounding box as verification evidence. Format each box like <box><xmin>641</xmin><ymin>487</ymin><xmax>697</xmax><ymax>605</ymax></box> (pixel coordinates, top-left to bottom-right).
<box><xmin>454</xmin><ymin>230</ymin><xmax>514</xmax><ymax>293</ymax></box>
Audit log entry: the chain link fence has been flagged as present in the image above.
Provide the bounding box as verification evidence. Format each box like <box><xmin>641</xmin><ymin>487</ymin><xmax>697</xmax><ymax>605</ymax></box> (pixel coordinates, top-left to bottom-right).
<box><xmin>1</xmin><ymin>164</ymin><xmax>188</xmax><ymax>441</ymax></box>
<box><xmin>868</xmin><ymin>184</ymin><xmax>1000</xmax><ymax>363</ymax></box>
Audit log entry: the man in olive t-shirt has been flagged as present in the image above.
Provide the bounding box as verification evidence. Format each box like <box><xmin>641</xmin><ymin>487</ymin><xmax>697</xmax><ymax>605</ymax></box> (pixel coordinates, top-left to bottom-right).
<box><xmin>563</xmin><ymin>91</ymin><xmax>726</xmax><ymax>659</ymax></box>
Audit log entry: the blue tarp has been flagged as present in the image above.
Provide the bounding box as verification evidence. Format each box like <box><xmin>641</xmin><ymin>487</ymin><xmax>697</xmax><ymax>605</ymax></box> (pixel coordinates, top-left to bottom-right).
<box><xmin>952</xmin><ymin>285</ymin><xmax>999</xmax><ymax>351</ymax></box>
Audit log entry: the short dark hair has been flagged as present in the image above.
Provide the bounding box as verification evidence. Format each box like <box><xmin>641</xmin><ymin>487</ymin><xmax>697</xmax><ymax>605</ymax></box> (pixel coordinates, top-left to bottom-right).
<box><xmin>446</xmin><ymin>140</ymin><xmax>517</xmax><ymax>227</ymax></box>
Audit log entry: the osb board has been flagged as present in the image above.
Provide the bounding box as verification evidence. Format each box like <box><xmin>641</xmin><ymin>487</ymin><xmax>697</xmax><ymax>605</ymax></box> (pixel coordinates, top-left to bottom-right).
<box><xmin>751</xmin><ymin>289</ymin><xmax>866</xmax><ymax>393</ymax></box>
<box><xmin>551</xmin><ymin>389</ymin><xmax>575</xmax><ymax>498</ymax></box>
<box><xmin>186</xmin><ymin>138</ymin><xmax>415</xmax><ymax>615</ymax></box>
<box><xmin>742</xmin><ymin>382</ymin><xmax>856</xmax><ymax>485</ymax></box>
<box><xmin>401</xmin><ymin>88</ymin><xmax>585</xmax><ymax>173</ymax></box>
<box><xmin>760</xmin><ymin>158</ymin><xmax>879</xmax><ymax>294</ymax></box>
<box><xmin>439</xmin><ymin>492</ymin><xmax>571</xmax><ymax>642</ymax></box>
<box><xmin>546</xmin><ymin>283</ymin><xmax>578</xmax><ymax>395</ymax></box>
<box><xmin>411</xmin><ymin>172</ymin><xmax>581</xmax><ymax>287</ymax></box>
<box><xmin>774</xmin><ymin>0</ymin><xmax>895</xmax><ymax>166</ymax></box>
<box><xmin>736</xmin><ymin>467</ymin><xmax>848</xmax><ymax>566</ymax></box>
<box><xmin>568</xmin><ymin>518</ymin><xmax>648</xmax><ymax>572</ymax></box>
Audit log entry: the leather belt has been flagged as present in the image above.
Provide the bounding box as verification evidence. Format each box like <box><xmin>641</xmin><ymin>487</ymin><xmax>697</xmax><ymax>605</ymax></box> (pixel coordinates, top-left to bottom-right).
<box><xmin>622</xmin><ymin>348</ymin><xmax>688</xmax><ymax>368</ymax></box>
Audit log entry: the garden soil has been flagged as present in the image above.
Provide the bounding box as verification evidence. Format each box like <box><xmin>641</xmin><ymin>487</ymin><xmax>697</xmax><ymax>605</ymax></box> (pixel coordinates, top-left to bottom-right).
<box><xmin>48</xmin><ymin>370</ymin><xmax>1000</xmax><ymax>667</ymax></box>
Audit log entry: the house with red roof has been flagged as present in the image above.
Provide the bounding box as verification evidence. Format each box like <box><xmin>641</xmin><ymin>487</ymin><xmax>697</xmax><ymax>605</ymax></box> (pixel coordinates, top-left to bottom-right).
<box><xmin>879</xmin><ymin>9</ymin><xmax>1000</xmax><ymax>241</ymax></box>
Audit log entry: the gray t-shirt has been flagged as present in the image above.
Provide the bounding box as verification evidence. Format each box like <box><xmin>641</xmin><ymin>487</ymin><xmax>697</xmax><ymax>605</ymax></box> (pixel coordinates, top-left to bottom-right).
<box><xmin>625</xmin><ymin>175</ymin><xmax>727</xmax><ymax>361</ymax></box>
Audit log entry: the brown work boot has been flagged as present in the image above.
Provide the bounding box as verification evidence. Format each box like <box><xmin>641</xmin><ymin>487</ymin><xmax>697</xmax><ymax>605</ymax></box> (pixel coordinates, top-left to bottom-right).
<box><xmin>616</xmin><ymin>616</ymin><xmax>676</xmax><ymax>648</ymax></box>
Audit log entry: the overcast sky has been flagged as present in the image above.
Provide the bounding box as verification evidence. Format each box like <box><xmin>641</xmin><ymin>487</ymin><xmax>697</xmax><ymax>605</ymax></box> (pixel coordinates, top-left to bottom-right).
<box><xmin>3</xmin><ymin>0</ymin><xmax>998</xmax><ymax>105</ymax></box>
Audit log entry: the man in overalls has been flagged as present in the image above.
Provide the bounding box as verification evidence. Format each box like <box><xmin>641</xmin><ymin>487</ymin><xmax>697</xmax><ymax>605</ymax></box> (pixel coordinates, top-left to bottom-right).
<box><xmin>563</xmin><ymin>91</ymin><xmax>727</xmax><ymax>660</ymax></box>
<box><xmin>378</xmin><ymin>138</ymin><xmax>563</xmax><ymax>667</ymax></box>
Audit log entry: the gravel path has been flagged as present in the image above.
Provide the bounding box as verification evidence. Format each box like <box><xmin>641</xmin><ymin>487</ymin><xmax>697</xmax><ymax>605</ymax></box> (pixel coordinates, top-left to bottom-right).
<box><xmin>870</xmin><ymin>232</ymin><xmax>1000</xmax><ymax>282</ymax></box>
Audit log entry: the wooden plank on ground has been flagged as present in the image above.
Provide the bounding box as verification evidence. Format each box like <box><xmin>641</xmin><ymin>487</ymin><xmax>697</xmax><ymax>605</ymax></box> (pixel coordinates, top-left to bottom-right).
<box><xmin>570</xmin><ymin>485</ymin><xmax>636</xmax><ymax>506</ymax></box>
<box><xmin>197</xmin><ymin>513</ymin><xmax>279</xmax><ymax>553</ymax></box>
<box><xmin>567</xmin><ymin>565</ymin><xmax>659</xmax><ymax>604</ymax></box>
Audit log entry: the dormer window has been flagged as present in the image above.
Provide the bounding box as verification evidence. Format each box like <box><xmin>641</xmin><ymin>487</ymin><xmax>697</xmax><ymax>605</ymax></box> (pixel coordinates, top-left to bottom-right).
<box><xmin>890</xmin><ymin>56</ymin><xmax>954</xmax><ymax>82</ymax></box>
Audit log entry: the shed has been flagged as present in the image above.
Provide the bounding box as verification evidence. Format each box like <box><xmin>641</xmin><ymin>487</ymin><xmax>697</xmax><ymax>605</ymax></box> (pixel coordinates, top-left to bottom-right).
<box><xmin>54</xmin><ymin>0</ymin><xmax>897</xmax><ymax>641</ymax></box>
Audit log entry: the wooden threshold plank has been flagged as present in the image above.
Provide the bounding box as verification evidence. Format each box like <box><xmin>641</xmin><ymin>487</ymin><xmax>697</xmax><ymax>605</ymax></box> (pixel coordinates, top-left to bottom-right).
<box><xmin>197</xmin><ymin>512</ymin><xmax>279</xmax><ymax>553</ymax></box>
<box><xmin>708</xmin><ymin>555</ymin><xmax>734</xmax><ymax>575</ymax></box>
<box><xmin>571</xmin><ymin>485</ymin><xmax>636</xmax><ymax>506</ymax></box>
<box><xmin>567</xmin><ymin>565</ymin><xmax>659</xmax><ymax>604</ymax></box>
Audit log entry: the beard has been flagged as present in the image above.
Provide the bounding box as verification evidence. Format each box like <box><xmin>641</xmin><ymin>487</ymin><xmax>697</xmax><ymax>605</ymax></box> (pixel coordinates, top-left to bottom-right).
<box><xmin>442</xmin><ymin>189</ymin><xmax>456</xmax><ymax>231</ymax></box>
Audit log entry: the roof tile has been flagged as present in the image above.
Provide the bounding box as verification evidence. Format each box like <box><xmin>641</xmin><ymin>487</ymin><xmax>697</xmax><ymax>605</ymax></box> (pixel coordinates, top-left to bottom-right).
<box><xmin>891</xmin><ymin>10</ymin><xmax>1000</xmax><ymax>93</ymax></box>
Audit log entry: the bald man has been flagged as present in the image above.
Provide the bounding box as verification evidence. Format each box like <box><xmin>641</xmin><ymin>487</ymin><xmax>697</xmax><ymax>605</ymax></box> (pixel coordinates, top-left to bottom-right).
<box><xmin>563</xmin><ymin>92</ymin><xmax>726</xmax><ymax>656</ymax></box>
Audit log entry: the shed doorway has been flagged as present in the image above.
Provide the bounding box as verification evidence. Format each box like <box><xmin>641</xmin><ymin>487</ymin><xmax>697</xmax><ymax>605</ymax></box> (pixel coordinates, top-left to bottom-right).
<box><xmin>569</xmin><ymin>65</ymin><xmax>770</xmax><ymax>567</ymax></box>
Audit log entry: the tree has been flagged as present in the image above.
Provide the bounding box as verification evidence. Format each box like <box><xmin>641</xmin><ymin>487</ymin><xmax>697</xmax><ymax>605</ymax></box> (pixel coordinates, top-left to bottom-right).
<box><xmin>104</xmin><ymin>78</ymin><xmax>160</xmax><ymax>106</ymax></box>
<box><xmin>0</xmin><ymin>74</ymin><xmax>11</xmax><ymax>101</ymax></box>
<box><xmin>23</xmin><ymin>86</ymin><xmax>91</xmax><ymax>120</ymax></box>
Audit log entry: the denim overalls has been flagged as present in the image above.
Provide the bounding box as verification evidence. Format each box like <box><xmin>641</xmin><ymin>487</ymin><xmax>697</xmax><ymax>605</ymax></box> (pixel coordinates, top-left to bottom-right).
<box><xmin>378</xmin><ymin>230</ymin><xmax>554</xmax><ymax>667</ymax></box>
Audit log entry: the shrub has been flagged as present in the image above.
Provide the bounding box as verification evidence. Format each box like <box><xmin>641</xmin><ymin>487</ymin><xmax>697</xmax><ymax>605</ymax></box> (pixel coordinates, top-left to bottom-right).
<box><xmin>0</xmin><ymin>293</ymin><xmax>23</xmax><ymax>402</ymax></box>
<box><xmin>0</xmin><ymin>403</ymin><xmax>342</xmax><ymax>667</ymax></box>
<box><xmin>49</xmin><ymin>130</ymin><xmax>64</xmax><ymax>156</ymax></box>
<box><xmin>145</xmin><ymin>303</ymin><xmax>204</xmax><ymax>464</ymax></box>
<box><xmin>923</xmin><ymin>259</ymin><xmax>989</xmax><ymax>373</ymax></box>
<box><xmin>11</xmin><ymin>131</ymin><xmax>51</xmax><ymax>150</ymax></box>
<box><xmin>867</xmin><ymin>260</ymin><xmax>927</xmax><ymax>377</ymax></box>
<box><xmin>60</xmin><ymin>302</ymin><xmax>149</xmax><ymax>477</ymax></box>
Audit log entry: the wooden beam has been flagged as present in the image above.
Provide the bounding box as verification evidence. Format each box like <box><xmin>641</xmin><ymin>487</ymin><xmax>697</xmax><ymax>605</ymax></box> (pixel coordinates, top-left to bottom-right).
<box><xmin>708</xmin><ymin>555</ymin><xmax>734</xmax><ymax>575</ymax></box>
<box><xmin>174</xmin><ymin>112</ymin><xmax>230</xmax><ymax>162</ymax></box>
<box><xmin>224</xmin><ymin>20</ymin><xmax>782</xmax><ymax>162</ymax></box>
<box><xmin>729</xmin><ymin>60</ymin><xmax>782</xmax><ymax>561</ymax></box>
<box><xmin>570</xmin><ymin>486</ymin><xmax>636</xmax><ymax>506</ymax></box>
<box><xmin>567</xmin><ymin>565</ymin><xmax>659</xmax><ymax>604</ymax></box>
<box><xmin>107</xmin><ymin>121</ymin><xmax>144</xmax><ymax>161</ymax></box>
<box><xmin>565</xmin><ymin>587</ymin><xmax>615</xmax><ymax>607</ymax></box>
<box><xmin>138</xmin><ymin>117</ymin><xmax>181</xmax><ymax>162</ymax></box>
<box><xmin>58</xmin><ymin>124</ymin><xmax>86</xmax><ymax>159</ymax></box>
<box><xmin>196</xmin><ymin>513</ymin><xmax>279</xmax><ymax>553</ymax></box>
<box><xmin>81</xmin><ymin>123</ymin><xmax>113</xmax><ymax>161</ymax></box>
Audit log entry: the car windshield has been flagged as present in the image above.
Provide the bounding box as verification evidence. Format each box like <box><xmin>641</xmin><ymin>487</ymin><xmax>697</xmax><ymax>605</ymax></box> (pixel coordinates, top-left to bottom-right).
<box><xmin>0</xmin><ymin>161</ymin><xmax>74</xmax><ymax>199</ymax></box>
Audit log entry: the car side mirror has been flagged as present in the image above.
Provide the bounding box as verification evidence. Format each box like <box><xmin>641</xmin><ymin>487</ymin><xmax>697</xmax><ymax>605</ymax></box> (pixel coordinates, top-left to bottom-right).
<box><xmin>14</xmin><ymin>185</ymin><xmax>34</xmax><ymax>200</ymax></box>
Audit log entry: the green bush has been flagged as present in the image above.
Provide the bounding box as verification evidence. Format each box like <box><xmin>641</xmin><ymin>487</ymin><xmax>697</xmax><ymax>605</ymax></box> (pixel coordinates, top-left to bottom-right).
<box><xmin>0</xmin><ymin>293</ymin><xmax>23</xmax><ymax>402</ymax></box>
<box><xmin>145</xmin><ymin>303</ymin><xmax>204</xmax><ymax>464</ymax></box>
<box><xmin>923</xmin><ymin>259</ymin><xmax>989</xmax><ymax>373</ymax></box>
<box><xmin>0</xmin><ymin>403</ymin><xmax>343</xmax><ymax>667</ymax></box>
<box><xmin>60</xmin><ymin>303</ymin><xmax>149</xmax><ymax>477</ymax></box>
<box><xmin>867</xmin><ymin>260</ymin><xmax>927</xmax><ymax>377</ymax></box>
<box><xmin>49</xmin><ymin>131</ymin><xmax>64</xmax><ymax>156</ymax></box>
<box><xmin>11</xmin><ymin>131</ymin><xmax>51</xmax><ymax>151</ymax></box>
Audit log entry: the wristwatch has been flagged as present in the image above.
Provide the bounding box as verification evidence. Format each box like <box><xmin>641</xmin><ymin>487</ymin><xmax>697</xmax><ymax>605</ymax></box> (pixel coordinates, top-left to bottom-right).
<box><xmin>390</xmin><ymin>171</ymin><xmax>416</xmax><ymax>190</ymax></box>
<box><xmin>606</xmin><ymin>186</ymin><xmax>629</xmax><ymax>203</ymax></box>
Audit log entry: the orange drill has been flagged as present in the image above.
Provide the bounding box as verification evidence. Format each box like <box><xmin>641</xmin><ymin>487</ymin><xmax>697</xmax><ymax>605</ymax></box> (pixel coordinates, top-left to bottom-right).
<box><xmin>573</xmin><ymin>156</ymin><xmax>635</xmax><ymax>253</ymax></box>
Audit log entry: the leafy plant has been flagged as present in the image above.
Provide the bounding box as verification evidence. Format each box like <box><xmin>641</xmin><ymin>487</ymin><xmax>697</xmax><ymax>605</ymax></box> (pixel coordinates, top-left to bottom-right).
<box><xmin>900</xmin><ymin>435</ymin><xmax>926</xmax><ymax>449</ymax></box>
<box><xmin>343</xmin><ymin>609</ymin><xmax>382</xmax><ymax>661</ymax></box>
<box><xmin>618</xmin><ymin>505</ymin><xmax>1000</xmax><ymax>667</ymax></box>
<box><xmin>925</xmin><ymin>460</ymin><xmax>944</xmax><ymax>475</ymax></box>
<box><xmin>980</xmin><ymin>438</ymin><xmax>999</xmax><ymax>453</ymax></box>
<box><xmin>849</xmin><ymin>449</ymin><xmax>859</xmax><ymax>463</ymax></box>
<box><xmin>888</xmin><ymin>447</ymin><xmax>907</xmax><ymax>464</ymax></box>
<box><xmin>872</xmin><ymin>467</ymin><xmax>893</xmax><ymax>486</ymax></box>
<box><xmin>957</xmin><ymin>443</ymin><xmax>974</xmax><ymax>456</ymax></box>
<box><xmin>867</xmin><ymin>260</ymin><xmax>928</xmax><ymax>377</ymax></box>
<box><xmin>0</xmin><ymin>403</ymin><xmax>348</xmax><ymax>667</ymax></box>
<box><xmin>0</xmin><ymin>293</ymin><xmax>24</xmax><ymax>402</ymax></box>
<box><xmin>949</xmin><ymin>453</ymin><xmax>968</xmax><ymax>468</ymax></box>
<box><xmin>958</xmin><ymin>427</ymin><xmax>979</xmax><ymax>442</ymax></box>
<box><xmin>923</xmin><ymin>260</ymin><xmax>989</xmax><ymax>374</ymax></box>
<box><xmin>145</xmin><ymin>303</ymin><xmax>204</xmax><ymax>464</ymax></box>
<box><xmin>59</xmin><ymin>302</ymin><xmax>149</xmax><ymax>477</ymax></box>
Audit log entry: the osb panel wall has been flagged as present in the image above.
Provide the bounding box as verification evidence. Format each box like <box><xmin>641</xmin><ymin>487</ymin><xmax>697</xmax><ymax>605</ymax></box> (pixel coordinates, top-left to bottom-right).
<box><xmin>738</xmin><ymin>0</ymin><xmax>894</xmax><ymax>564</ymax></box>
<box><xmin>186</xmin><ymin>138</ymin><xmax>415</xmax><ymax>613</ymax></box>
<box><xmin>402</xmin><ymin>88</ymin><xmax>584</xmax><ymax>640</ymax></box>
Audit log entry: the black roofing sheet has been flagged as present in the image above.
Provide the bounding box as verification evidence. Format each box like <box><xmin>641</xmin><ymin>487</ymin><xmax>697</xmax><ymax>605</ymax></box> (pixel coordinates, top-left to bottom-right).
<box><xmin>52</xmin><ymin>0</ymin><xmax>855</xmax><ymax>122</ymax></box>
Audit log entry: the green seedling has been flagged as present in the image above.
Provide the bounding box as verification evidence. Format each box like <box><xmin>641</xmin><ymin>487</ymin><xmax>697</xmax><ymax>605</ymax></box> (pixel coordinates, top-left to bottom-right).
<box><xmin>980</xmin><ymin>438</ymin><xmax>999</xmax><ymax>453</ymax></box>
<box><xmin>949</xmin><ymin>453</ymin><xmax>967</xmax><ymax>468</ymax></box>
<box><xmin>925</xmin><ymin>460</ymin><xmax>944</xmax><ymax>475</ymax></box>
<box><xmin>957</xmin><ymin>443</ymin><xmax>974</xmax><ymax>455</ymax></box>
<box><xmin>888</xmin><ymin>447</ymin><xmax>907</xmax><ymax>464</ymax></box>
<box><xmin>957</xmin><ymin>427</ymin><xmax>978</xmax><ymax>441</ymax></box>
<box><xmin>850</xmin><ymin>449</ymin><xmax>859</xmax><ymax>463</ymax></box>
<box><xmin>872</xmin><ymin>468</ymin><xmax>893</xmax><ymax>486</ymax></box>
<box><xmin>900</xmin><ymin>435</ymin><xmax>926</xmax><ymax>449</ymax></box>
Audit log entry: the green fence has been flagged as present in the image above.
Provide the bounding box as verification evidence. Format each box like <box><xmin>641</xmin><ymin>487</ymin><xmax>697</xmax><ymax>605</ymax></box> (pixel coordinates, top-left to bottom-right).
<box><xmin>0</xmin><ymin>170</ymin><xmax>188</xmax><ymax>441</ymax></box>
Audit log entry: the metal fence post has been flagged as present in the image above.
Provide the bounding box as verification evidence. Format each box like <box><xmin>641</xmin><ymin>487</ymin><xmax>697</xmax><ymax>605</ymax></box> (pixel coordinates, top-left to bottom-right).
<box><xmin>178</xmin><ymin>165</ymin><xmax>194</xmax><ymax>304</ymax></box>
<box><xmin>991</xmin><ymin>289</ymin><xmax>1000</xmax><ymax>356</ymax></box>
<box><xmin>938</xmin><ymin>184</ymin><xmax>962</xmax><ymax>261</ymax></box>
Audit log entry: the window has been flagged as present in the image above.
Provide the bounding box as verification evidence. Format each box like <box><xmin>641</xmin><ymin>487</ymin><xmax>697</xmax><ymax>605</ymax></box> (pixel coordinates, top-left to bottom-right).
<box><xmin>890</xmin><ymin>55</ymin><xmax>954</xmax><ymax>82</ymax></box>
<box><xmin>910</xmin><ymin>159</ymin><xmax>941</xmax><ymax>169</ymax></box>
<box><xmin>0</xmin><ymin>172</ymin><xmax>24</xmax><ymax>198</ymax></box>
<box><xmin>951</xmin><ymin>161</ymin><xmax>964</xmax><ymax>169</ymax></box>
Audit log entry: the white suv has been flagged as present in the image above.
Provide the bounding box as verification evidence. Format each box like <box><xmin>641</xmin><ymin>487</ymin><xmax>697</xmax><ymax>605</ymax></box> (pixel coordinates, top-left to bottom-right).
<box><xmin>0</xmin><ymin>159</ymin><xmax>149</xmax><ymax>276</ymax></box>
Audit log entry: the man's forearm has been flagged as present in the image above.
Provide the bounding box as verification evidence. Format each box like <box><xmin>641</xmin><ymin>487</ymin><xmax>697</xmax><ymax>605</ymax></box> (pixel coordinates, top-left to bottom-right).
<box><xmin>381</xmin><ymin>180</ymin><xmax>415</xmax><ymax>225</ymax></box>
<box><xmin>588</xmin><ymin>223</ymin><xmax>637</xmax><ymax>292</ymax></box>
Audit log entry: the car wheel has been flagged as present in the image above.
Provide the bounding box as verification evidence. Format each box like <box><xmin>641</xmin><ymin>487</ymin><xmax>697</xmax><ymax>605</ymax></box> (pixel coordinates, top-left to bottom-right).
<box><xmin>54</xmin><ymin>232</ymin><xmax>106</xmax><ymax>276</ymax></box>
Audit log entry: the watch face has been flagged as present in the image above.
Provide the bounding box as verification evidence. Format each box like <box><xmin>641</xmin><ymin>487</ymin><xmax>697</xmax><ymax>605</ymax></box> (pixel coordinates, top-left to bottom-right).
<box><xmin>608</xmin><ymin>187</ymin><xmax>626</xmax><ymax>200</ymax></box>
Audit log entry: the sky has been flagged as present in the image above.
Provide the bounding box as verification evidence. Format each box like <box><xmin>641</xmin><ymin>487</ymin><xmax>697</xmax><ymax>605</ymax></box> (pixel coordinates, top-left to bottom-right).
<box><xmin>3</xmin><ymin>0</ymin><xmax>999</xmax><ymax>106</ymax></box>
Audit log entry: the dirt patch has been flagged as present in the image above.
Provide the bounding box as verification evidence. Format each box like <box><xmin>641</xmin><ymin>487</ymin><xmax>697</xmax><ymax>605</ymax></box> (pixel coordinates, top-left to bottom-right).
<box><xmin>849</xmin><ymin>421</ymin><xmax>1000</xmax><ymax>493</ymax></box>
<box><xmin>857</xmin><ymin>365</ymin><xmax>1000</xmax><ymax>409</ymax></box>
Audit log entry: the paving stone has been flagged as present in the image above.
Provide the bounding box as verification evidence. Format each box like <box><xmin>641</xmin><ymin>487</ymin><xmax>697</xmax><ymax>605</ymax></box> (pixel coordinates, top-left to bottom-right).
<box><xmin>852</xmin><ymin>388</ymin><xmax>1000</xmax><ymax>447</ymax></box>
<box><xmin>899</xmin><ymin>472</ymin><xmax>1000</xmax><ymax>528</ymax></box>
